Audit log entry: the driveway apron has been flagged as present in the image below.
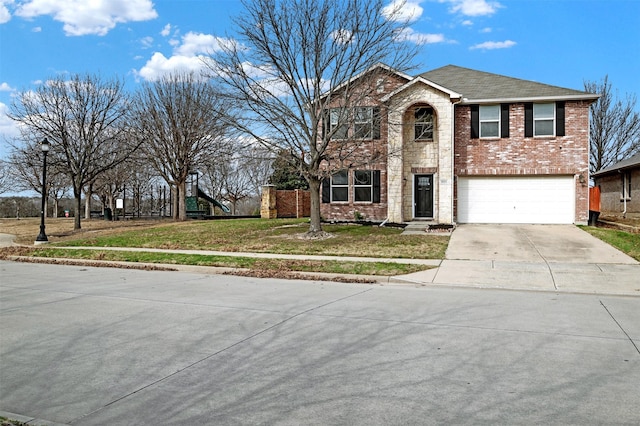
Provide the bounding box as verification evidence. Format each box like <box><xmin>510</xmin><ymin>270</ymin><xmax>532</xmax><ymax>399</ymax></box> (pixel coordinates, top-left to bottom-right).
<box><xmin>400</xmin><ymin>225</ymin><xmax>639</xmax><ymax>295</ymax></box>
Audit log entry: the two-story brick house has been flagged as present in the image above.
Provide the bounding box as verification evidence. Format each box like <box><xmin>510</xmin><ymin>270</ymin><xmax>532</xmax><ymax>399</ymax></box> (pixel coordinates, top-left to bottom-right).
<box><xmin>320</xmin><ymin>64</ymin><xmax>599</xmax><ymax>224</ymax></box>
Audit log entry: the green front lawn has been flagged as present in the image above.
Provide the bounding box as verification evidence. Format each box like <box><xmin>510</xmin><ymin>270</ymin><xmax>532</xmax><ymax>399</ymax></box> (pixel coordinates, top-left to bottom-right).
<box><xmin>580</xmin><ymin>226</ymin><xmax>640</xmax><ymax>261</ymax></box>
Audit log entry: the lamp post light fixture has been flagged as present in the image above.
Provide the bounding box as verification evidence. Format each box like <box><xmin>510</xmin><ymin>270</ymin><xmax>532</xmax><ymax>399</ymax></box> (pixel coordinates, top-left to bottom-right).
<box><xmin>35</xmin><ymin>138</ymin><xmax>50</xmax><ymax>245</ymax></box>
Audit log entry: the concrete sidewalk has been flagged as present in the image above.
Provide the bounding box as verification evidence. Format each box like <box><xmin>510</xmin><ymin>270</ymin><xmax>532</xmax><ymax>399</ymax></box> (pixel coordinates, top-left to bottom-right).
<box><xmin>14</xmin><ymin>242</ymin><xmax>638</xmax><ymax>296</ymax></box>
<box><xmin>2</xmin><ymin>225</ymin><xmax>639</xmax><ymax>296</ymax></box>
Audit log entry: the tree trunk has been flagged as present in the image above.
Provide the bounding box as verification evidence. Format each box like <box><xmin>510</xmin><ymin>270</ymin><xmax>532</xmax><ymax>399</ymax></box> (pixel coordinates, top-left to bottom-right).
<box><xmin>177</xmin><ymin>180</ymin><xmax>187</xmax><ymax>221</ymax></box>
<box><xmin>84</xmin><ymin>183</ymin><xmax>92</xmax><ymax>219</ymax></box>
<box><xmin>74</xmin><ymin>187</ymin><xmax>82</xmax><ymax>230</ymax></box>
<box><xmin>171</xmin><ymin>185</ymin><xmax>178</xmax><ymax>220</ymax></box>
<box><xmin>307</xmin><ymin>178</ymin><xmax>323</xmax><ymax>233</ymax></box>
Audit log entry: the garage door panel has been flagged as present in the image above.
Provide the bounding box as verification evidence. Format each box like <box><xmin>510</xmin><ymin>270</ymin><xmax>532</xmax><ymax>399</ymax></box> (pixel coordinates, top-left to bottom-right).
<box><xmin>457</xmin><ymin>177</ymin><xmax>575</xmax><ymax>224</ymax></box>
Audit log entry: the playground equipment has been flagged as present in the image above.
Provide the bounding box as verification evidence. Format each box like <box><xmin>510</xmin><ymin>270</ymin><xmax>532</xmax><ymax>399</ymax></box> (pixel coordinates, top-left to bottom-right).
<box><xmin>186</xmin><ymin>187</ymin><xmax>230</xmax><ymax>218</ymax></box>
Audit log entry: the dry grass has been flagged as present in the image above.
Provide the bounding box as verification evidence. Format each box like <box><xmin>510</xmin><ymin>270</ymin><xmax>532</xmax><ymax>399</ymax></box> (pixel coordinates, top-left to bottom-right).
<box><xmin>0</xmin><ymin>217</ymin><xmax>449</xmax><ymax>260</ymax></box>
<box><xmin>0</xmin><ymin>217</ymin><xmax>167</xmax><ymax>245</ymax></box>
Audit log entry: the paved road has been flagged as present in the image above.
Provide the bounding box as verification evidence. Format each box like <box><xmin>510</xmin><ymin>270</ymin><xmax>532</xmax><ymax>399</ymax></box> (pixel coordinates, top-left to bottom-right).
<box><xmin>1</xmin><ymin>261</ymin><xmax>639</xmax><ymax>425</ymax></box>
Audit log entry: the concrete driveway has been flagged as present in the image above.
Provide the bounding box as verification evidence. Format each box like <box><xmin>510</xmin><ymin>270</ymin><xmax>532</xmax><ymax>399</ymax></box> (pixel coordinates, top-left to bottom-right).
<box><xmin>446</xmin><ymin>224</ymin><xmax>637</xmax><ymax>264</ymax></box>
<box><xmin>399</xmin><ymin>225</ymin><xmax>639</xmax><ymax>294</ymax></box>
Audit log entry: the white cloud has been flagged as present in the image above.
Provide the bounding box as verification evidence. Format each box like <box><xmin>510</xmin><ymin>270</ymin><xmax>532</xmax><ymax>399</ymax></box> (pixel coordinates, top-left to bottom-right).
<box><xmin>136</xmin><ymin>52</ymin><xmax>207</xmax><ymax>82</ymax></box>
<box><xmin>331</xmin><ymin>29</ymin><xmax>353</xmax><ymax>45</ymax></box>
<box><xmin>0</xmin><ymin>0</ymin><xmax>12</xmax><ymax>24</ymax></box>
<box><xmin>444</xmin><ymin>0</ymin><xmax>501</xmax><ymax>17</ymax></box>
<box><xmin>470</xmin><ymin>39</ymin><xmax>516</xmax><ymax>50</ymax></box>
<box><xmin>383</xmin><ymin>0</ymin><xmax>424</xmax><ymax>23</ymax></box>
<box><xmin>15</xmin><ymin>0</ymin><xmax>158</xmax><ymax>36</ymax></box>
<box><xmin>480</xmin><ymin>27</ymin><xmax>492</xmax><ymax>33</ymax></box>
<box><xmin>140</xmin><ymin>36</ymin><xmax>153</xmax><ymax>49</ymax></box>
<box><xmin>462</xmin><ymin>20</ymin><xmax>473</xmax><ymax>26</ymax></box>
<box><xmin>136</xmin><ymin>32</ymin><xmax>236</xmax><ymax>81</ymax></box>
<box><xmin>397</xmin><ymin>28</ymin><xmax>446</xmax><ymax>45</ymax></box>
<box><xmin>0</xmin><ymin>82</ymin><xmax>14</xmax><ymax>91</ymax></box>
<box><xmin>0</xmin><ymin>102</ymin><xmax>21</xmax><ymax>140</ymax></box>
<box><xmin>160</xmin><ymin>23</ymin><xmax>171</xmax><ymax>37</ymax></box>
<box><xmin>175</xmin><ymin>32</ymin><xmax>227</xmax><ymax>56</ymax></box>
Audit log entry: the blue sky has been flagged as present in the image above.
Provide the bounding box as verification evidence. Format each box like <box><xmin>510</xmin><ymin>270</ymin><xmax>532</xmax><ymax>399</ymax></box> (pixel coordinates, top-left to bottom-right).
<box><xmin>1</xmin><ymin>0</ymin><xmax>639</xmax><ymax>159</ymax></box>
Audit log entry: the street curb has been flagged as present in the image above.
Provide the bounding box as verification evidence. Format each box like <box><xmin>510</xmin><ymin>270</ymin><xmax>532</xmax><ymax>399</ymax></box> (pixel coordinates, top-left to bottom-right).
<box><xmin>5</xmin><ymin>256</ymin><xmax>428</xmax><ymax>286</ymax></box>
<box><xmin>0</xmin><ymin>410</ymin><xmax>70</xmax><ymax>426</ymax></box>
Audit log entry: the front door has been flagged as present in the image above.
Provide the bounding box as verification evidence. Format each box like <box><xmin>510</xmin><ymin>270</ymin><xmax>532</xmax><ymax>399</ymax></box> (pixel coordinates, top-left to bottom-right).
<box><xmin>414</xmin><ymin>175</ymin><xmax>433</xmax><ymax>218</ymax></box>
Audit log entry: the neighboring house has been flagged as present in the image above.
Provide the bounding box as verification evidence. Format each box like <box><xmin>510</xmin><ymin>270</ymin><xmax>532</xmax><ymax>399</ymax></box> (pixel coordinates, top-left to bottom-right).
<box><xmin>320</xmin><ymin>64</ymin><xmax>599</xmax><ymax>224</ymax></box>
<box><xmin>592</xmin><ymin>153</ymin><xmax>640</xmax><ymax>216</ymax></box>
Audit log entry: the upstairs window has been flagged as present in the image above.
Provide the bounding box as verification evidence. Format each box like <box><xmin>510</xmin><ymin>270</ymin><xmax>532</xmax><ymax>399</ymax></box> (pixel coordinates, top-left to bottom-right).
<box><xmin>479</xmin><ymin>105</ymin><xmax>500</xmax><ymax>138</ymax></box>
<box><xmin>328</xmin><ymin>107</ymin><xmax>380</xmax><ymax>140</ymax></box>
<box><xmin>525</xmin><ymin>102</ymin><xmax>565</xmax><ymax>137</ymax></box>
<box><xmin>533</xmin><ymin>103</ymin><xmax>555</xmax><ymax>136</ymax></box>
<box><xmin>329</xmin><ymin>108</ymin><xmax>349</xmax><ymax>139</ymax></box>
<box><xmin>354</xmin><ymin>107</ymin><xmax>374</xmax><ymax>139</ymax></box>
<box><xmin>414</xmin><ymin>107</ymin><xmax>434</xmax><ymax>141</ymax></box>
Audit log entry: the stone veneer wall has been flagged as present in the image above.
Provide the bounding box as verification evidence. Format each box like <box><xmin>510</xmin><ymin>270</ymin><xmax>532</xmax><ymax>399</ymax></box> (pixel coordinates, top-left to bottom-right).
<box><xmin>387</xmin><ymin>83</ymin><xmax>455</xmax><ymax>223</ymax></box>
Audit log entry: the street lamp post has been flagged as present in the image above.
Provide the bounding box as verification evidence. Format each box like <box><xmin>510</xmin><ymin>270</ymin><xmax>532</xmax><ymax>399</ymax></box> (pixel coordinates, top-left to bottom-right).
<box><xmin>35</xmin><ymin>138</ymin><xmax>50</xmax><ymax>245</ymax></box>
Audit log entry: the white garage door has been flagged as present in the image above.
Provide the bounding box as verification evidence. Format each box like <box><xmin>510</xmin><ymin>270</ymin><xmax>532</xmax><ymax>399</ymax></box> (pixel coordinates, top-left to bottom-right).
<box><xmin>457</xmin><ymin>176</ymin><xmax>575</xmax><ymax>224</ymax></box>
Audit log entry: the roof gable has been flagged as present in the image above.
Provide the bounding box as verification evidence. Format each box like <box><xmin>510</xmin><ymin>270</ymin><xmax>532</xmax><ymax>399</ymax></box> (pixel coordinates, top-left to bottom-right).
<box><xmin>419</xmin><ymin>65</ymin><xmax>598</xmax><ymax>103</ymax></box>
<box><xmin>320</xmin><ymin>62</ymin><xmax>412</xmax><ymax>100</ymax></box>
<box><xmin>380</xmin><ymin>76</ymin><xmax>462</xmax><ymax>102</ymax></box>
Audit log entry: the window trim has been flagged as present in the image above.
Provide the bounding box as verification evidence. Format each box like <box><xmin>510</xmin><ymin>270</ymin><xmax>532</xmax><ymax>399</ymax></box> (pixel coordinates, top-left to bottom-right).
<box><xmin>622</xmin><ymin>172</ymin><xmax>632</xmax><ymax>200</ymax></box>
<box><xmin>354</xmin><ymin>107</ymin><xmax>374</xmax><ymax>140</ymax></box>
<box><xmin>330</xmin><ymin>169</ymin><xmax>349</xmax><ymax>202</ymax></box>
<box><xmin>353</xmin><ymin>170</ymin><xmax>373</xmax><ymax>203</ymax></box>
<box><xmin>479</xmin><ymin>105</ymin><xmax>500</xmax><ymax>138</ymax></box>
<box><xmin>329</xmin><ymin>108</ymin><xmax>349</xmax><ymax>140</ymax></box>
<box><xmin>533</xmin><ymin>103</ymin><xmax>556</xmax><ymax>137</ymax></box>
<box><xmin>328</xmin><ymin>106</ymin><xmax>380</xmax><ymax>140</ymax></box>
<box><xmin>414</xmin><ymin>106</ymin><xmax>434</xmax><ymax>141</ymax></box>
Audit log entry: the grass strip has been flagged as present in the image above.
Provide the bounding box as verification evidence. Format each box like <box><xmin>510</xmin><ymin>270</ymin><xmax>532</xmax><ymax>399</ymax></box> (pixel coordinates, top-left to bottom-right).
<box><xmin>579</xmin><ymin>226</ymin><xmax>640</xmax><ymax>261</ymax></box>
<box><xmin>26</xmin><ymin>248</ymin><xmax>433</xmax><ymax>276</ymax></box>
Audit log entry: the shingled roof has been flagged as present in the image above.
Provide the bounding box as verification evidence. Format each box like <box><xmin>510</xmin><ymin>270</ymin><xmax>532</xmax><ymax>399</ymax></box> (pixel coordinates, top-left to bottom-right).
<box><xmin>419</xmin><ymin>65</ymin><xmax>598</xmax><ymax>103</ymax></box>
<box><xmin>592</xmin><ymin>153</ymin><xmax>640</xmax><ymax>177</ymax></box>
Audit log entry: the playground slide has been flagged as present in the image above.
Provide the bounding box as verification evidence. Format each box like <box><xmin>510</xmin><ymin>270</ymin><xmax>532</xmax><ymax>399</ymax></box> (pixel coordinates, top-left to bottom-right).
<box><xmin>197</xmin><ymin>187</ymin><xmax>231</xmax><ymax>213</ymax></box>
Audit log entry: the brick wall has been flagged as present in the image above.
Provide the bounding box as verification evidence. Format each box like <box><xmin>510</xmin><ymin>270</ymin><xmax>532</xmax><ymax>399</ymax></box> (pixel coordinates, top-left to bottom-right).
<box><xmin>276</xmin><ymin>189</ymin><xmax>311</xmax><ymax>218</ymax></box>
<box><xmin>595</xmin><ymin>169</ymin><xmax>640</xmax><ymax>214</ymax></box>
<box><xmin>319</xmin><ymin>68</ymin><xmax>406</xmax><ymax>222</ymax></box>
<box><xmin>320</xmin><ymin>166</ymin><xmax>388</xmax><ymax>221</ymax></box>
<box><xmin>454</xmin><ymin>101</ymin><xmax>591</xmax><ymax>223</ymax></box>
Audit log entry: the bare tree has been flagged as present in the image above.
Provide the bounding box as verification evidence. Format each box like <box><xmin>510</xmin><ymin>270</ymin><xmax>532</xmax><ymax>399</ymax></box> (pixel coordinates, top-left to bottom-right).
<box><xmin>92</xmin><ymin>159</ymin><xmax>132</xmax><ymax>216</ymax></box>
<box><xmin>206</xmin><ymin>0</ymin><xmax>417</xmax><ymax>234</ymax></box>
<box><xmin>0</xmin><ymin>159</ymin><xmax>12</xmax><ymax>195</ymax></box>
<box><xmin>8</xmin><ymin>139</ymin><xmax>71</xmax><ymax>217</ymax></box>
<box><xmin>8</xmin><ymin>74</ymin><xmax>137</xmax><ymax>229</ymax></box>
<box><xmin>585</xmin><ymin>76</ymin><xmax>640</xmax><ymax>173</ymax></box>
<box><xmin>131</xmin><ymin>72</ymin><xmax>235</xmax><ymax>221</ymax></box>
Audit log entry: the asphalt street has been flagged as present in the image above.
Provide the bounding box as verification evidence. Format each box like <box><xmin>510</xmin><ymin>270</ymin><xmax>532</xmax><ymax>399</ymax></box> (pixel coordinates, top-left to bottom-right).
<box><xmin>1</xmin><ymin>261</ymin><xmax>639</xmax><ymax>425</ymax></box>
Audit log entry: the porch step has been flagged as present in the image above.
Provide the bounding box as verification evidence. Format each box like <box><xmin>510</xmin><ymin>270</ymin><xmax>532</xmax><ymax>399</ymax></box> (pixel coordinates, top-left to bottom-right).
<box><xmin>401</xmin><ymin>221</ymin><xmax>455</xmax><ymax>235</ymax></box>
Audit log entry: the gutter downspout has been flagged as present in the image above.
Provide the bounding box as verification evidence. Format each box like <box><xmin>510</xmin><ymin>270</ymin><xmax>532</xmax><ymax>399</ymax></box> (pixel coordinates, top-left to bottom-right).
<box><xmin>451</xmin><ymin>97</ymin><xmax>463</xmax><ymax>224</ymax></box>
<box><xmin>623</xmin><ymin>172</ymin><xmax>628</xmax><ymax>218</ymax></box>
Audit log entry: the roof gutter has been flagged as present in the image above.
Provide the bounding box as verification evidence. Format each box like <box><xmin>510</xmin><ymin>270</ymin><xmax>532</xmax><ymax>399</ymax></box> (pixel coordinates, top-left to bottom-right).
<box><xmin>459</xmin><ymin>94</ymin><xmax>600</xmax><ymax>105</ymax></box>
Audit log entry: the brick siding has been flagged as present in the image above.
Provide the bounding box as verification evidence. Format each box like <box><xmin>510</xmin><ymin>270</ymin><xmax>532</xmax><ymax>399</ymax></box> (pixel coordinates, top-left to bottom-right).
<box><xmin>454</xmin><ymin>101</ymin><xmax>591</xmax><ymax>223</ymax></box>
<box><xmin>595</xmin><ymin>169</ymin><xmax>640</xmax><ymax>214</ymax></box>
